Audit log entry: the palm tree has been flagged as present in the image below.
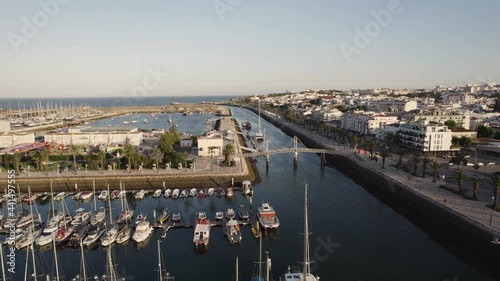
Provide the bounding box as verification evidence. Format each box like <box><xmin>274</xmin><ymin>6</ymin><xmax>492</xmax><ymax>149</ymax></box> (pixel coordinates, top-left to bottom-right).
<box><xmin>490</xmin><ymin>172</ymin><xmax>500</xmax><ymax>210</ymax></box>
<box><xmin>364</xmin><ymin>140</ymin><xmax>376</xmax><ymax>158</ymax></box>
<box><xmin>455</xmin><ymin>171</ymin><xmax>467</xmax><ymax>194</ymax></box>
<box><xmin>13</xmin><ymin>151</ymin><xmax>21</xmax><ymax>175</ymax></box>
<box><xmin>380</xmin><ymin>150</ymin><xmax>391</xmax><ymax>169</ymax></box>
<box><xmin>430</xmin><ymin>161</ymin><xmax>443</xmax><ymax>182</ymax></box>
<box><xmin>222</xmin><ymin>144</ymin><xmax>235</xmax><ymax>165</ymax></box>
<box><xmin>98</xmin><ymin>149</ymin><xmax>106</xmax><ymax>174</ymax></box>
<box><xmin>352</xmin><ymin>134</ymin><xmax>359</xmax><ymax>151</ymax></box>
<box><xmin>421</xmin><ymin>156</ymin><xmax>431</xmax><ymax>178</ymax></box>
<box><xmin>468</xmin><ymin>177</ymin><xmax>482</xmax><ymax>200</ymax></box>
<box><xmin>409</xmin><ymin>155</ymin><xmax>421</xmax><ymax>176</ymax></box>
<box><xmin>40</xmin><ymin>148</ymin><xmax>49</xmax><ymax>175</ymax></box>
<box><xmin>396</xmin><ymin>148</ymin><xmax>406</xmax><ymax>170</ymax></box>
<box><xmin>153</xmin><ymin>148</ymin><xmax>162</xmax><ymax>173</ymax></box>
<box><xmin>208</xmin><ymin>147</ymin><xmax>216</xmax><ymax>171</ymax></box>
<box><xmin>453</xmin><ymin>154</ymin><xmax>466</xmax><ymax>170</ymax></box>
<box><xmin>124</xmin><ymin>144</ymin><xmax>135</xmax><ymax>173</ymax></box>
<box><xmin>69</xmin><ymin>145</ymin><xmax>79</xmax><ymax>174</ymax></box>
<box><xmin>31</xmin><ymin>150</ymin><xmax>42</xmax><ymax>171</ymax></box>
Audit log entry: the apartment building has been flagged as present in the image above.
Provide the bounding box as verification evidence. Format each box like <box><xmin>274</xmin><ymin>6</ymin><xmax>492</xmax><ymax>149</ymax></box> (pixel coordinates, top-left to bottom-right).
<box><xmin>342</xmin><ymin>112</ymin><xmax>398</xmax><ymax>135</ymax></box>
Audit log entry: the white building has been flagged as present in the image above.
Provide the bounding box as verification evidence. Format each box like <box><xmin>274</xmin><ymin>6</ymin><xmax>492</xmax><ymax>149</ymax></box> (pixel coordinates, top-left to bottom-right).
<box><xmin>44</xmin><ymin>131</ymin><xmax>143</xmax><ymax>146</ymax></box>
<box><xmin>197</xmin><ymin>137</ymin><xmax>223</xmax><ymax>157</ymax></box>
<box><xmin>0</xmin><ymin>121</ymin><xmax>10</xmax><ymax>133</ymax></box>
<box><xmin>399</xmin><ymin>121</ymin><xmax>457</xmax><ymax>153</ymax></box>
<box><xmin>342</xmin><ymin>112</ymin><xmax>399</xmax><ymax>135</ymax></box>
<box><xmin>414</xmin><ymin>109</ymin><xmax>470</xmax><ymax>129</ymax></box>
<box><xmin>442</xmin><ymin>92</ymin><xmax>475</xmax><ymax>105</ymax></box>
<box><xmin>0</xmin><ymin>133</ymin><xmax>35</xmax><ymax>148</ymax></box>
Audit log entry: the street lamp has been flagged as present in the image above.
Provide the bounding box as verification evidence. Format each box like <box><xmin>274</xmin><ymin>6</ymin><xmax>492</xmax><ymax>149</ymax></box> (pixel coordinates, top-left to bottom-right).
<box><xmin>27</xmin><ymin>165</ymin><xmax>30</xmax><ymax>177</ymax></box>
<box><xmin>217</xmin><ymin>159</ymin><xmax>220</xmax><ymax>174</ymax></box>
<box><xmin>113</xmin><ymin>163</ymin><xmax>116</xmax><ymax>176</ymax></box>
<box><xmin>57</xmin><ymin>164</ymin><xmax>60</xmax><ymax>177</ymax></box>
<box><xmin>169</xmin><ymin>162</ymin><xmax>171</xmax><ymax>175</ymax></box>
<box><xmin>85</xmin><ymin>164</ymin><xmax>88</xmax><ymax>176</ymax></box>
<box><xmin>141</xmin><ymin>163</ymin><xmax>144</xmax><ymax>175</ymax></box>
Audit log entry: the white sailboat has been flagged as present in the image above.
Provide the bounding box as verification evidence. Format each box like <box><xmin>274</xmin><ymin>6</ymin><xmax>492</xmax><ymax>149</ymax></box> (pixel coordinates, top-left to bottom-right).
<box><xmin>91</xmin><ymin>180</ymin><xmax>106</xmax><ymax>225</ymax></box>
<box><xmin>117</xmin><ymin>182</ymin><xmax>134</xmax><ymax>224</ymax></box>
<box><xmin>101</xmin><ymin>186</ymin><xmax>118</xmax><ymax>247</ymax></box>
<box><xmin>282</xmin><ymin>183</ymin><xmax>321</xmax><ymax>281</ymax></box>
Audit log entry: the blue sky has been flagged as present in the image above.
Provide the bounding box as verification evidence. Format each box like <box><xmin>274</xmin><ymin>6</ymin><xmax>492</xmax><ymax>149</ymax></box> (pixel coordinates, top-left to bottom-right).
<box><xmin>1</xmin><ymin>0</ymin><xmax>499</xmax><ymax>98</ymax></box>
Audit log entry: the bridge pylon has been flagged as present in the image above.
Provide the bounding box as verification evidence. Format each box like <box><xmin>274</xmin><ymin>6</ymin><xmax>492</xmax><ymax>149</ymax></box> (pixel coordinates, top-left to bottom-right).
<box><xmin>293</xmin><ymin>136</ymin><xmax>298</xmax><ymax>166</ymax></box>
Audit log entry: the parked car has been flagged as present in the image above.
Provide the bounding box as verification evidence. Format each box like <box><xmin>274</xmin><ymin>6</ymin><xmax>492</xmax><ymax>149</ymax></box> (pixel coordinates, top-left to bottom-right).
<box><xmin>476</xmin><ymin>162</ymin><xmax>484</xmax><ymax>166</ymax></box>
<box><xmin>466</xmin><ymin>162</ymin><xmax>474</xmax><ymax>166</ymax></box>
<box><xmin>487</xmin><ymin>161</ymin><xmax>496</xmax><ymax>165</ymax></box>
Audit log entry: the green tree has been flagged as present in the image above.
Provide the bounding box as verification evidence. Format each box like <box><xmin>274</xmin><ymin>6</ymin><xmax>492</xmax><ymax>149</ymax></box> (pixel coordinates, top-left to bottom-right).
<box><xmin>451</xmin><ymin>136</ymin><xmax>460</xmax><ymax>146</ymax></box>
<box><xmin>396</xmin><ymin>148</ymin><xmax>407</xmax><ymax>170</ymax></box>
<box><xmin>153</xmin><ymin>148</ymin><xmax>162</xmax><ymax>172</ymax></box>
<box><xmin>124</xmin><ymin>144</ymin><xmax>135</xmax><ymax>173</ymax></box>
<box><xmin>476</xmin><ymin>125</ymin><xmax>493</xmax><ymax>138</ymax></box>
<box><xmin>30</xmin><ymin>150</ymin><xmax>42</xmax><ymax>171</ymax></box>
<box><xmin>409</xmin><ymin>155</ymin><xmax>422</xmax><ymax>176</ymax></box>
<box><xmin>364</xmin><ymin>140</ymin><xmax>376</xmax><ymax>158</ymax></box>
<box><xmin>430</xmin><ymin>161</ymin><xmax>443</xmax><ymax>182</ymax></box>
<box><xmin>69</xmin><ymin>145</ymin><xmax>79</xmax><ymax>174</ymax></box>
<box><xmin>13</xmin><ymin>152</ymin><xmax>21</xmax><ymax>175</ymax></box>
<box><xmin>444</xmin><ymin>120</ymin><xmax>458</xmax><ymax>129</ymax></box>
<box><xmin>98</xmin><ymin>149</ymin><xmax>106</xmax><ymax>174</ymax></box>
<box><xmin>40</xmin><ymin>148</ymin><xmax>49</xmax><ymax>175</ymax></box>
<box><xmin>490</xmin><ymin>172</ymin><xmax>500</xmax><ymax>209</ymax></box>
<box><xmin>222</xmin><ymin>143</ymin><xmax>235</xmax><ymax>165</ymax></box>
<box><xmin>494</xmin><ymin>94</ymin><xmax>500</xmax><ymax>113</ymax></box>
<box><xmin>458</xmin><ymin>136</ymin><xmax>472</xmax><ymax>148</ymax></box>
<box><xmin>452</xmin><ymin>154</ymin><xmax>466</xmax><ymax>170</ymax></box>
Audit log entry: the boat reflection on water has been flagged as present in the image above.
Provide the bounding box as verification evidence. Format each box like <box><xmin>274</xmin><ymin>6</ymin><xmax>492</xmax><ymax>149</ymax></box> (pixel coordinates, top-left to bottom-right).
<box><xmin>262</xmin><ymin>228</ymin><xmax>279</xmax><ymax>240</ymax></box>
<box><xmin>135</xmin><ymin>233</ymin><xmax>153</xmax><ymax>249</ymax></box>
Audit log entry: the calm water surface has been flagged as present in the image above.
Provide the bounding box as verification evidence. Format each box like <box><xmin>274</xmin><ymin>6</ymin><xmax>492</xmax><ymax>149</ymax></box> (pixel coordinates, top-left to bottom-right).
<box><xmin>3</xmin><ymin>106</ymin><xmax>494</xmax><ymax>281</ymax></box>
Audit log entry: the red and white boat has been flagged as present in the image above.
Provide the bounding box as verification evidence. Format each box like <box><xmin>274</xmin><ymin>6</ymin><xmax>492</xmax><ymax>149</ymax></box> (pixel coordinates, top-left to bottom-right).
<box><xmin>193</xmin><ymin>218</ymin><xmax>210</xmax><ymax>248</ymax></box>
<box><xmin>81</xmin><ymin>191</ymin><xmax>93</xmax><ymax>200</ymax></box>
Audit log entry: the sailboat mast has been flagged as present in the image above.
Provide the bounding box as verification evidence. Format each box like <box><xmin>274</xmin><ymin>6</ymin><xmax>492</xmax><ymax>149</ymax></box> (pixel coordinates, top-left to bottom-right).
<box><xmin>303</xmin><ymin>183</ymin><xmax>310</xmax><ymax>278</ymax></box>
<box><xmin>258</xmin><ymin>101</ymin><xmax>261</xmax><ymax>135</ymax></box>
<box><xmin>107</xmin><ymin>185</ymin><xmax>113</xmax><ymax>224</ymax></box>
<box><xmin>80</xmin><ymin>240</ymin><xmax>87</xmax><ymax>281</ymax></box>
<box><xmin>93</xmin><ymin>179</ymin><xmax>96</xmax><ymax>212</ymax></box>
<box><xmin>0</xmin><ymin>243</ymin><xmax>6</xmax><ymax>281</ymax></box>
<box><xmin>235</xmin><ymin>256</ymin><xmax>239</xmax><ymax>281</ymax></box>
<box><xmin>258</xmin><ymin>234</ymin><xmax>262</xmax><ymax>278</ymax></box>
<box><xmin>158</xmin><ymin>240</ymin><xmax>162</xmax><ymax>281</ymax></box>
<box><xmin>266</xmin><ymin>252</ymin><xmax>270</xmax><ymax>281</ymax></box>
<box><xmin>53</xmin><ymin>232</ymin><xmax>60</xmax><ymax>280</ymax></box>
<box><xmin>50</xmin><ymin>181</ymin><xmax>54</xmax><ymax>217</ymax></box>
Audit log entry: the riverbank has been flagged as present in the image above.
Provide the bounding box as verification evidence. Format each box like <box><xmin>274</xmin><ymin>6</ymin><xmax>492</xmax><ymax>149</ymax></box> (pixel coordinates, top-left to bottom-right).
<box><xmin>241</xmin><ymin>105</ymin><xmax>500</xmax><ymax>279</ymax></box>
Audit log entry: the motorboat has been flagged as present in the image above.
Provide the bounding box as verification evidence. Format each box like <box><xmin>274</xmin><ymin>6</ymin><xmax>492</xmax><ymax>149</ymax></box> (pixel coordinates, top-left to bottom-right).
<box><xmin>257</xmin><ymin>203</ymin><xmax>280</xmax><ymax>229</ymax></box>
<box><xmin>135</xmin><ymin>213</ymin><xmax>147</xmax><ymax>225</ymax></box>
<box><xmin>189</xmin><ymin>188</ymin><xmax>197</xmax><ymax>197</ymax></box>
<box><xmin>117</xmin><ymin>190</ymin><xmax>126</xmax><ymax>199</ymax></box>
<box><xmin>132</xmin><ymin>221</ymin><xmax>153</xmax><ymax>243</ymax></box>
<box><xmin>68</xmin><ymin>225</ymin><xmax>89</xmax><ymax>248</ymax></box>
<box><xmin>83</xmin><ymin>225</ymin><xmax>105</xmax><ymax>246</ymax></box>
<box><xmin>198</xmin><ymin>189</ymin><xmax>205</xmax><ymax>198</ymax></box>
<box><xmin>110</xmin><ymin>190</ymin><xmax>120</xmax><ymax>200</ymax></box>
<box><xmin>116</xmin><ymin>209</ymin><xmax>134</xmax><ymax>224</ymax></box>
<box><xmin>215</xmin><ymin>211</ymin><xmax>224</xmax><ymax>221</ymax></box>
<box><xmin>16</xmin><ymin>213</ymin><xmax>35</xmax><ymax>228</ymax></box>
<box><xmin>153</xmin><ymin>189</ymin><xmax>163</xmax><ymax>198</ymax></box>
<box><xmin>16</xmin><ymin>229</ymin><xmax>42</xmax><ymax>249</ymax></box>
<box><xmin>237</xmin><ymin>205</ymin><xmax>250</xmax><ymax>220</ymax></box>
<box><xmin>197</xmin><ymin>212</ymin><xmax>207</xmax><ymax>220</ymax></box>
<box><xmin>55</xmin><ymin>226</ymin><xmax>75</xmax><ymax>246</ymax></box>
<box><xmin>225</xmin><ymin>219</ymin><xmax>242</xmax><ymax>244</ymax></box>
<box><xmin>164</xmin><ymin>189</ymin><xmax>172</xmax><ymax>198</ymax></box>
<box><xmin>80</xmin><ymin>191</ymin><xmax>93</xmax><ymax>200</ymax></box>
<box><xmin>193</xmin><ymin>218</ymin><xmax>210</xmax><ymax>249</ymax></box>
<box><xmin>172</xmin><ymin>213</ymin><xmax>181</xmax><ymax>223</ymax></box>
<box><xmin>226</xmin><ymin>188</ymin><xmax>234</xmax><ymax>198</ymax></box>
<box><xmin>242</xmin><ymin>180</ymin><xmax>253</xmax><ymax>196</ymax></box>
<box><xmin>35</xmin><ymin>233</ymin><xmax>53</xmax><ymax>246</ymax></box>
<box><xmin>91</xmin><ymin>207</ymin><xmax>106</xmax><ymax>225</ymax></box>
<box><xmin>158</xmin><ymin>209</ymin><xmax>170</xmax><ymax>224</ymax></box>
<box><xmin>72</xmin><ymin>192</ymin><xmax>82</xmax><ymax>200</ymax></box>
<box><xmin>171</xmin><ymin>189</ymin><xmax>180</xmax><ymax>199</ymax></box>
<box><xmin>134</xmin><ymin>189</ymin><xmax>145</xmax><ymax>200</ymax></box>
<box><xmin>207</xmin><ymin>188</ymin><xmax>215</xmax><ymax>197</ymax></box>
<box><xmin>226</xmin><ymin>208</ymin><xmax>236</xmax><ymax>220</ymax></box>
<box><xmin>98</xmin><ymin>190</ymin><xmax>108</xmax><ymax>200</ymax></box>
<box><xmin>101</xmin><ymin>226</ymin><xmax>118</xmax><ymax>247</ymax></box>
<box><xmin>251</xmin><ymin>221</ymin><xmax>261</xmax><ymax>239</ymax></box>
<box><xmin>44</xmin><ymin>213</ymin><xmax>64</xmax><ymax>234</ymax></box>
<box><xmin>180</xmin><ymin>190</ymin><xmax>188</xmax><ymax>198</ymax></box>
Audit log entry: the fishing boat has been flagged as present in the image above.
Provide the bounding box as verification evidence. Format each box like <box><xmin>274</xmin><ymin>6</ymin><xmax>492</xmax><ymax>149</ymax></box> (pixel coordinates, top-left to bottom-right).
<box><xmin>82</xmin><ymin>225</ymin><xmax>105</xmax><ymax>246</ymax></box>
<box><xmin>153</xmin><ymin>189</ymin><xmax>163</xmax><ymax>198</ymax></box>
<box><xmin>134</xmin><ymin>189</ymin><xmax>145</xmax><ymax>200</ymax></box>
<box><xmin>226</xmin><ymin>208</ymin><xmax>236</xmax><ymax>220</ymax></box>
<box><xmin>158</xmin><ymin>209</ymin><xmax>170</xmax><ymax>224</ymax></box>
<box><xmin>237</xmin><ymin>205</ymin><xmax>250</xmax><ymax>220</ymax></box>
<box><xmin>132</xmin><ymin>220</ymin><xmax>153</xmax><ymax>243</ymax></box>
<box><xmin>282</xmin><ymin>183</ymin><xmax>321</xmax><ymax>281</ymax></box>
<box><xmin>172</xmin><ymin>213</ymin><xmax>181</xmax><ymax>223</ymax></box>
<box><xmin>189</xmin><ymin>188</ymin><xmax>197</xmax><ymax>197</ymax></box>
<box><xmin>164</xmin><ymin>189</ymin><xmax>172</xmax><ymax>198</ymax></box>
<box><xmin>257</xmin><ymin>203</ymin><xmax>280</xmax><ymax>229</ymax></box>
<box><xmin>193</xmin><ymin>218</ymin><xmax>210</xmax><ymax>249</ymax></box>
<box><xmin>171</xmin><ymin>189</ymin><xmax>179</xmax><ymax>199</ymax></box>
<box><xmin>215</xmin><ymin>211</ymin><xmax>224</xmax><ymax>221</ymax></box>
<box><xmin>225</xmin><ymin>219</ymin><xmax>242</xmax><ymax>244</ymax></box>
<box><xmin>242</xmin><ymin>180</ymin><xmax>253</xmax><ymax>196</ymax></box>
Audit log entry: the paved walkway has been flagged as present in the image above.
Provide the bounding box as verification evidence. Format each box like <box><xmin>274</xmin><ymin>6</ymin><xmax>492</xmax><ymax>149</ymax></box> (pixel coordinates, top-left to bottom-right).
<box><xmin>264</xmin><ymin>112</ymin><xmax>500</xmax><ymax>238</ymax></box>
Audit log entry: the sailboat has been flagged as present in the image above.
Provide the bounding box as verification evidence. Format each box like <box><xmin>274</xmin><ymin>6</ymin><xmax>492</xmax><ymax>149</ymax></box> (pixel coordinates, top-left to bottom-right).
<box><xmin>250</xmin><ymin>234</ymin><xmax>265</xmax><ymax>281</ymax></box>
<box><xmin>243</xmin><ymin>113</ymin><xmax>252</xmax><ymax>130</ymax></box>
<box><xmin>255</xmin><ymin>101</ymin><xmax>264</xmax><ymax>141</ymax></box>
<box><xmin>116</xmin><ymin>182</ymin><xmax>134</xmax><ymax>223</ymax></box>
<box><xmin>282</xmin><ymin>183</ymin><xmax>321</xmax><ymax>281</ymax></box>
<box><xmin>167</xmin><ymin>113</ymin><xmax>172</xmax><ymax>123</ymax></box>
<box><xmin>156</xmin><ymin>240</ymin><xmax>175</xmax><ymax>280</ymax></box>
<box><xmin>90</xmin><ymin>180</ymin><xmax>106</xmax><ymax>225</ymax></box>
<box><xmin>101</xmin><ymin>186</ymin><xmax>118</xmax><ymax>247</ymax></box>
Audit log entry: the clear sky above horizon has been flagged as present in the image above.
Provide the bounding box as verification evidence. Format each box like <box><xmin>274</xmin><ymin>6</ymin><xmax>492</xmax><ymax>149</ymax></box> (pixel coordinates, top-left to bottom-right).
<box><xmin>1</xmin><ymin>0</ymin><xmax>499</xmax><ymax>98</ymax></box>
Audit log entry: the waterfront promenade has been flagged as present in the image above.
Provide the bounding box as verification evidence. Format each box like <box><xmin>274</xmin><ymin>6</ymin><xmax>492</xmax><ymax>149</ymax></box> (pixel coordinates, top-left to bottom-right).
<box><xmin>260</xmin><ymin>111</ymin><xmax>500</xmax><ymax>239</ymax></box>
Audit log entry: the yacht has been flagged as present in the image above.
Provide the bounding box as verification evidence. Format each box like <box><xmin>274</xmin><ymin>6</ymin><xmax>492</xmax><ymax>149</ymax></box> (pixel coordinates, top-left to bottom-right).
<box><xmin>197</xmin><ymin>212</ymin><xmax>207</xmax><ymax>220</ymax></box>
<box><xmin>132</xmin><ymin>220</ymin><xmax>153</xmax><ymax>243</ymax></box>
<box><xmin>171</xmin><ymin>189</ymin><xmax>180</xmax><ymax>199</ymax></box>
<box><xmin>153</xmin><ymin>189</ymin><xmax>163</xmax><ymax>198</ymax></box>
<box><xmin>189</xmin><ymin>188</ymin><xmax>197</xmax><ymax>197</ymax></box>
<box><xmin>135</xmin><ymin>213</ymin><xmax>147</xmax><ymax>225</ymax></box>
<box><xmin>193</xmin><ymin>217</ymin><xmax>210</xmax><ymax>249</ymax></box>
<box><xmin>207</xmin><ymin>188</ymin><xmax>215</xmax><ymax>197</ymax></box>
<box><xmin>257</xmin><ymin>203</ymin><xmax>280</xmax><ymax>229</ymax></box>
<box><xmin>282</xmin><ymin>183</ymin><xmax>321</xmax><ymax>281</ymax></box>
<box><xmin>101</xmin><ymin>226</ymin><xmax>118</xmax><ymax>247</ymax></box>
<box><xmin>71</xmin><ymin>208</ymin><xmax>90</xmax><ymax>226</ymax></box>
<box><xmin>225</xmin><ymin>219</ymin><xmax>242</xmax><ymax>244</ymax></box>
<box><xmin>164</xmin><ymin>189</ymin><xmax>172</xmax><ymax>198</ymax></box>
<box><xmin>226</xmin><ymin>187</ymin><xmax>234</xmax><ymax>198</ymax></box>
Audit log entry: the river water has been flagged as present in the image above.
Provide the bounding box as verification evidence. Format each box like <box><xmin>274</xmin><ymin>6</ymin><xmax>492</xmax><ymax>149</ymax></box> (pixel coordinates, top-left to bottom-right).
<box><xmin>4</xmin><ymin>106</ymin><xmax>494</xmax><ymax>281</ymax></box>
